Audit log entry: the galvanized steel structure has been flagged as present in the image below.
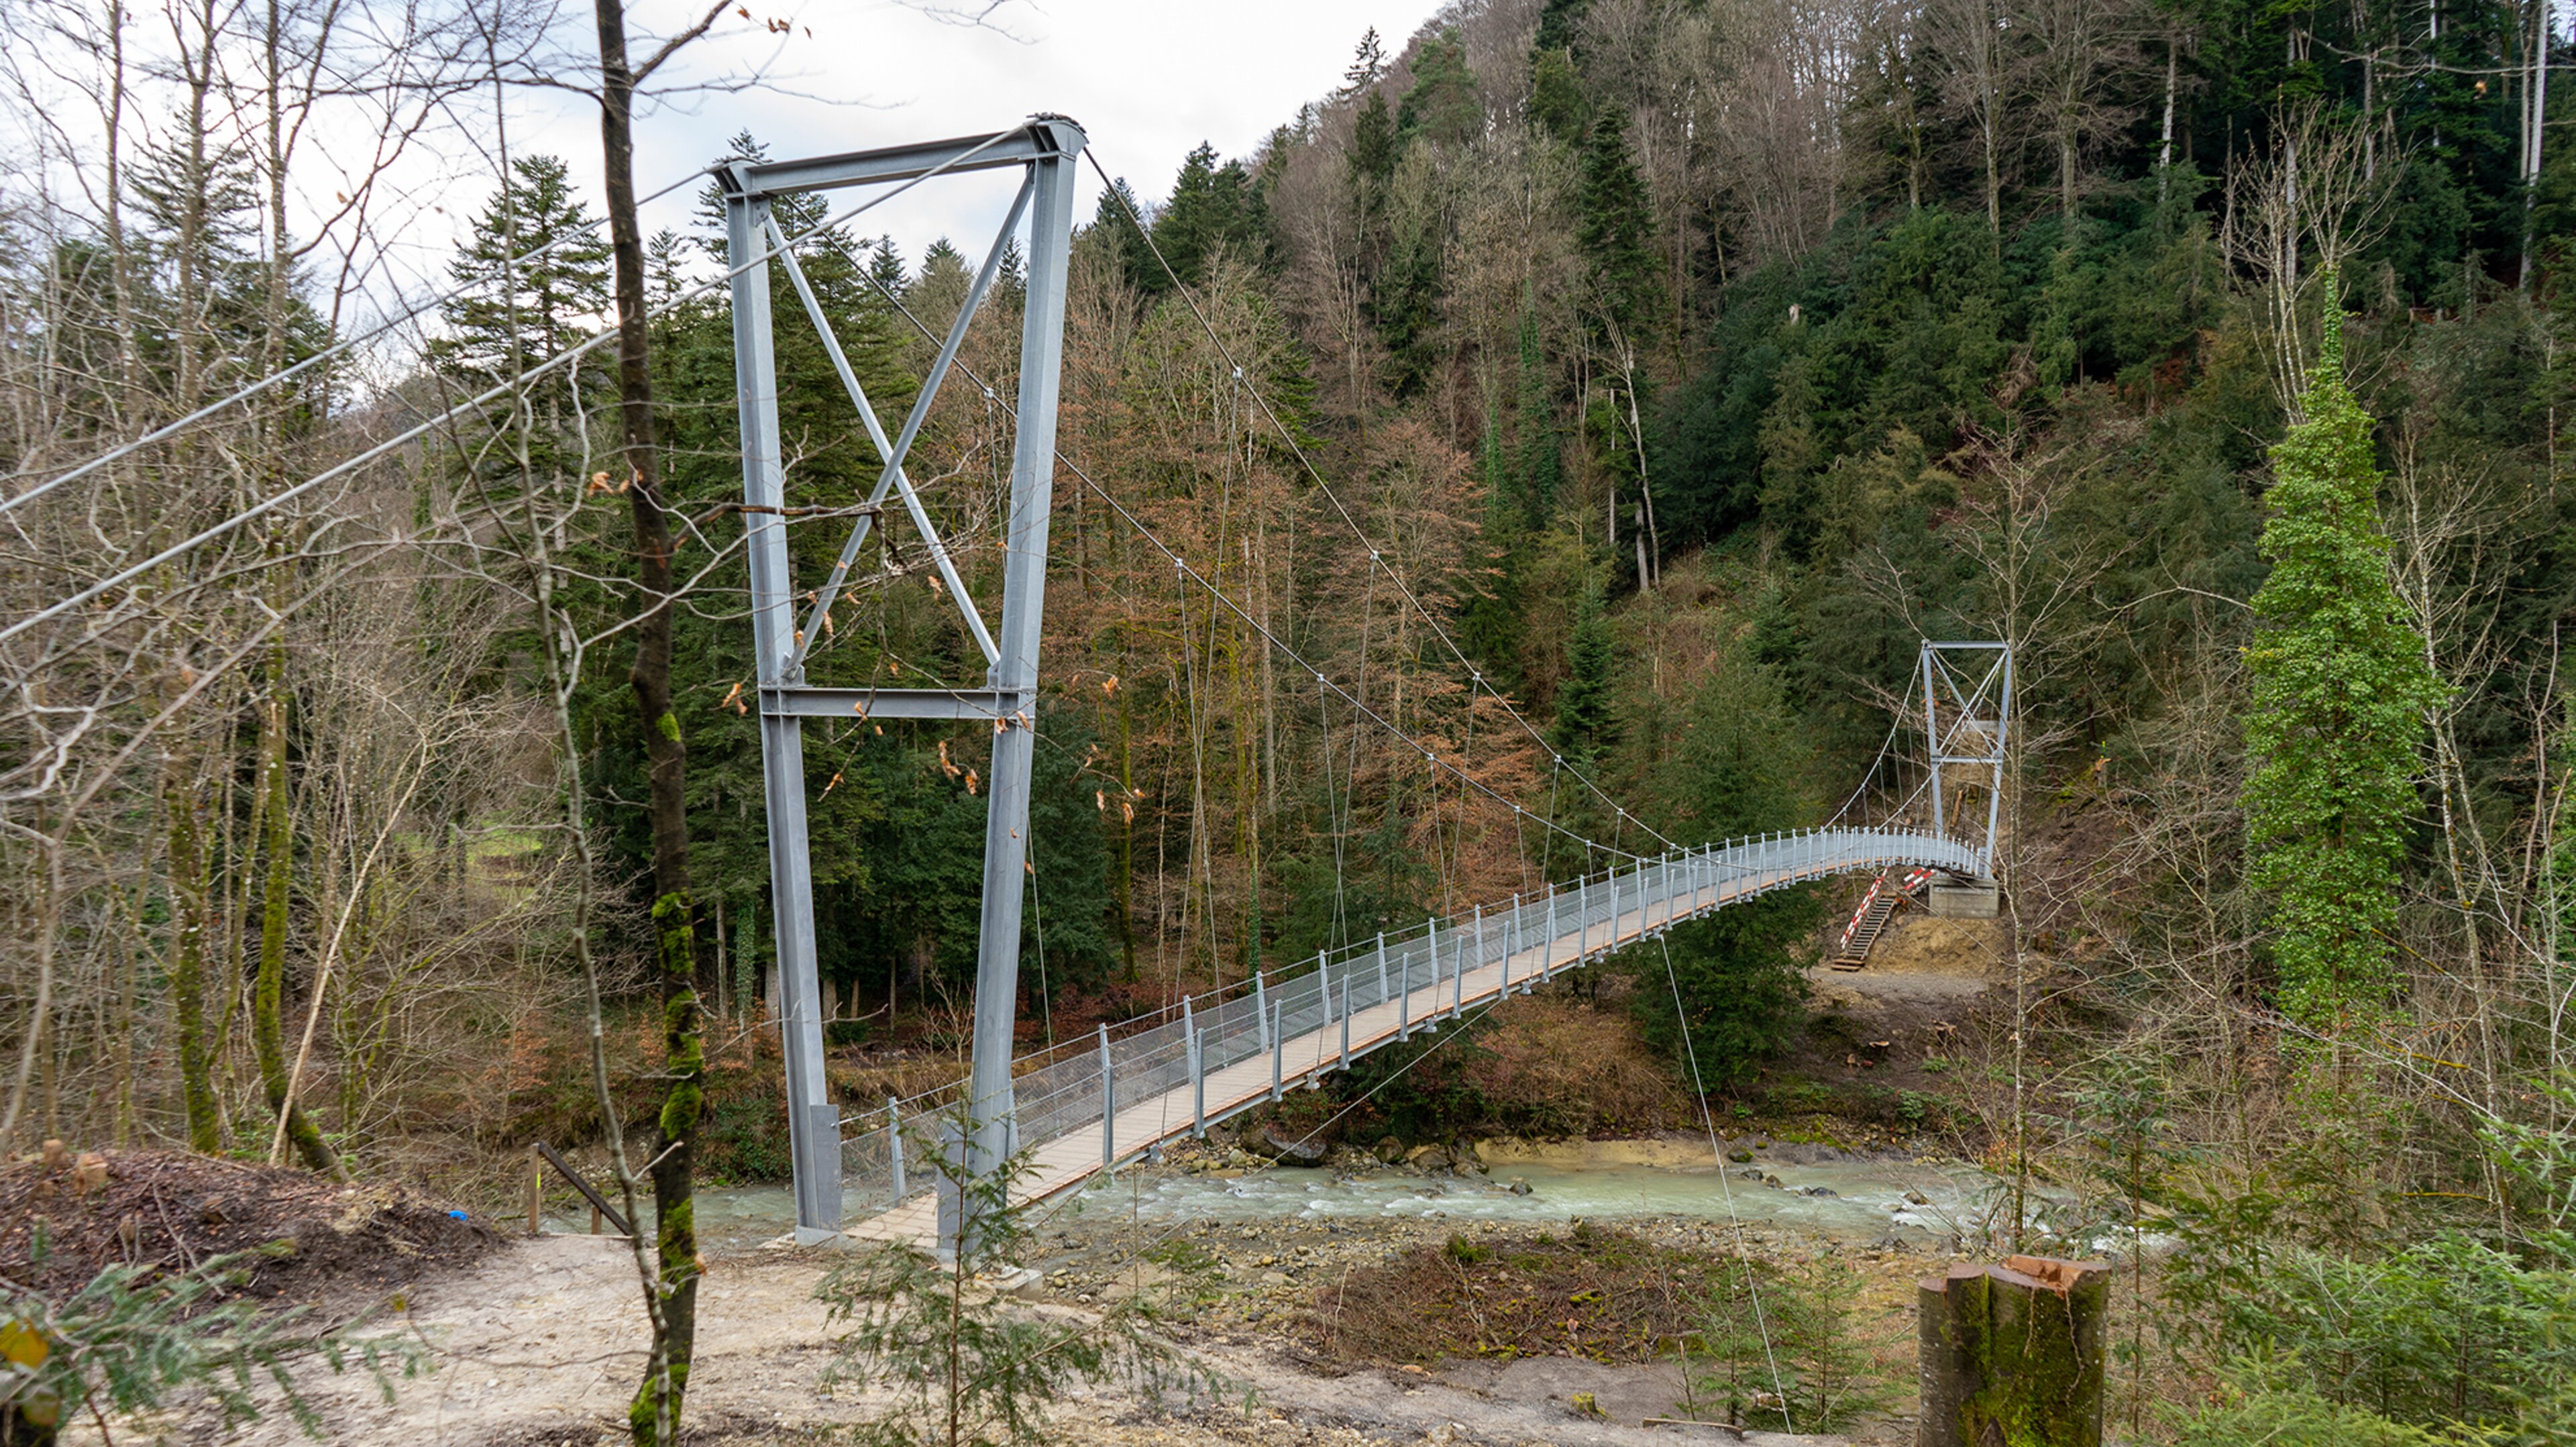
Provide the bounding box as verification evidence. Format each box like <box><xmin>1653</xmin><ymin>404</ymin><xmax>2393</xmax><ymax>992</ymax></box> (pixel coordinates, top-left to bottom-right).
<box><xmin>722</xmin><ymin>117</ymin><xmax>1085</xmax><ymax>1244</ymax></box>
<box><xmin>718</xmin><ymin>119</ymin><xmax>2017</xmax><ymax>1253</ymax></box>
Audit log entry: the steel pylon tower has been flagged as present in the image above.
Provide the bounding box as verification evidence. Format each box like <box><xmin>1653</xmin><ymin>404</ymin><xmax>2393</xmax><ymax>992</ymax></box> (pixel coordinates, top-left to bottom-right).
<box><xmin>1919</xmin><ymin>641</ymin><xmax>2014</xmax><ymax>871</ymax></box>
<box><xmin>722</xmin><ymin>117</ymin><xmax>1085</xmax><ymax>1244</ymax></box>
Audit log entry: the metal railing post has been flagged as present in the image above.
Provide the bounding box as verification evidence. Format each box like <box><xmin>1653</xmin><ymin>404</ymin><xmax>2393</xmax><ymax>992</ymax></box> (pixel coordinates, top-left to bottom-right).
<box><xmin>1254</xmin><ymin>969</ymin><xmax>1271</xmax><ymax>1055</ymax></box>
<box><xmin>1397</xmin><ymin>936</ymin><xmax>1411</xmax><ymax>1039</ymax></box>
<box><xmin>887</xmin><ymin>1096</ymin><xmax>905</xmax><ymax>1199</ymax></box>
<box><xmin>1502</xmin><ymin>895</ymin><xmax>1516</xmax><ymax>996</ymax></box>
<box><xmin>1458</xmin><ymin>905</ymin><xmax>1479</xmax><ymax>1018</ymax></box>
<box><xmin>1190</xmin><ymin>1024</ymin><xmax>1205</xmax><ymax>1138</ymax></box>
<box><xmin>1339</xmin><ymin>965</ymin><xmax>1352</xmax><ymax>1067</ymax></box>
<box><xmin>1375</xmin><ymin>931</ymin><xmax>1389</xmax><ymax>1014</ymax></box>
<box><xmin>1269</xmin><ymin>998</ymin><xmax>1284</xmax><ymax>1102</ymax></box>
<box><xmin>1426</xmin><ymin>914</ymin><xmax>1440</xmax><ymax>1016</ymax></box>
<box><xmin>1099</xmin><ymin>1023</ymin><xmax>1115</xmax><ymax>1170</ymax></box>
<box><xmin>1577</xmin><ymin>876</ymin><xmax>1589</xmax><ymax>962</ymax></box>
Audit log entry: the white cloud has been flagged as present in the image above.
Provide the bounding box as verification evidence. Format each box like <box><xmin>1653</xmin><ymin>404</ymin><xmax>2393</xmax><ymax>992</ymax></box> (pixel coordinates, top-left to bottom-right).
<box><xmin>503</xmin><ymin>0</ymin><xmax>1450</xmax><ymax>270</ymax></box>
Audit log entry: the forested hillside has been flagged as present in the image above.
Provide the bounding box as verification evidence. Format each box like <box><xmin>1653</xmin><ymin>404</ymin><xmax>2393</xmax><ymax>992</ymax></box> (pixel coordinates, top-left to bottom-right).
<box><xmin>5</xmin><ymin>0</ymin><xmax>2576</xmax><ymax>1438</ymax></box>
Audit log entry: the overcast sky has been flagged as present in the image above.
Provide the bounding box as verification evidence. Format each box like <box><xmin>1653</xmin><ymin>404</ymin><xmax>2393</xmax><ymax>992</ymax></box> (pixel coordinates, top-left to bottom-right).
<box><xmin>482</xmin><ymin>0</ymin><xmax>1452</xmax><ymax>275</ymax></box>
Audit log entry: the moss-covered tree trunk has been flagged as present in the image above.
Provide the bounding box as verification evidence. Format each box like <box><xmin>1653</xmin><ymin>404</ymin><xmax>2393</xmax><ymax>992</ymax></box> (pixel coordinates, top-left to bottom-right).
<box><xmin>161</xmin><ymin>741</ymin><xmax>222</xmax><ymax>1153</ymax></box>
<box><xmin>590</xmin><ymin>2</ymin><xmax>704</xmax><ymax>1439</ymax></box>
<box><xmin>251</xmin><ymin>641</ymin><xmax>340</xmax><ymax>1178</ymax></box>
<box><xmin>1917</xmin><ymin>1256</ymin><xmax>2108</xmax><ymax>1447</ymax></box>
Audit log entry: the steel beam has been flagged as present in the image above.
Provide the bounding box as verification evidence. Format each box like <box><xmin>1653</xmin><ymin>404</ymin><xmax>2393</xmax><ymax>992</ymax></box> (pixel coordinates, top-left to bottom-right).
<box><xmin>728</xmin><ymin>187</ymin><xmax>841</xmax><ymax>1244</ymax></box>
<box><xmin>961</xmin><ymin>119</ymin><xmax>1085</xmax><ymax>1209</ymax></box>
<box><xmin>727</xmin><ymin>117</ymin><xmax>1087</xmax><ymax>1250</ymax></box>
<box><xmin>730</xmin><ymin>121</ymin><xmax>1079</xmax><ymax>199</ymax></box>
<box><xmin>760</xmin><ymin>685</ymin><xmax>1028</xmax><ymax>720</ymax></box>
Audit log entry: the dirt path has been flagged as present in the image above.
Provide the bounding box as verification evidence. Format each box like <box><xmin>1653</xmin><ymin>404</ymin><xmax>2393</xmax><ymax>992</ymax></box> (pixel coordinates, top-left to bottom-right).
<box><xmin>190</xmin><ymin>1223</ymin><xmax>1872</xmax><ymax>1446</ymax></box>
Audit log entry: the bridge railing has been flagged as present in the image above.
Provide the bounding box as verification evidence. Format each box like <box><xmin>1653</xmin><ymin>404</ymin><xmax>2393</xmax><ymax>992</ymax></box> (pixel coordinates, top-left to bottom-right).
<box><xmin>831</xmin><ymin>825</ymin><xmax>1985</xmax><ymax>1220</ymax></box>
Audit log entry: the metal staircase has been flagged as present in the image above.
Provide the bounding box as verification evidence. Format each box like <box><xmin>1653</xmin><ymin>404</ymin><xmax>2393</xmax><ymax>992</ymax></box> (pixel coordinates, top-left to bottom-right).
<box><xmin>1832</xmin><ymin>867</ymin><xmax>1932</xmax><ymax>970</ymax></box>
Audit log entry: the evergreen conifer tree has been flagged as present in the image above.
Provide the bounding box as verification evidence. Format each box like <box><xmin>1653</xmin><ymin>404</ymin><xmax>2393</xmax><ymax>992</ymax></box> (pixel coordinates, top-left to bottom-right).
<box><xmin>431</xmin><ymin>154</ymin><xmax>611</xmax><ymax>478</ymax></box>
<box><xmin>1348</xmin><ymin>91</ymin><xmax>1399</xmax><ymax>197</ymax></box>
<box><xmin>435</xmin><ymin>155</ymin><xmax>610</xmax><ymax>381</ymax></box>
<box><xmin>1397</xmin><ymin>30</ymin><xmax>1483</xmax><ymax>147</ymax></box>
<box><xmin>2241</xmin><ymin>276</ymin><xmax>2442</xmax><ymax>1028</ymax></box>
<box><xmin>1534</xmin><ymin>0</ymin><xmax>1593</xmax><ymax>53</ymax></box>
<box><xmin>1087</xmin><ymin>178</ymin><xmax>1155</xmax><ymax>292</ymax></box>
<box><xmin>1150</xmin><ymin>143</ymin><xmax>1270</xmax><ymax>288</ymax></box>
<box><xmin>1553</xmin><ymin>577</ymin><xmax>1617</xmax><ymax>757</ymax></box>
<box><xmin>1341</xmin><ymin>28</ymin><xmax>1387</xmax><ymax>96</ymax></box>
<box><xmin>1576</xmin><ymin>109</ymin><xmax>1660</xmax><ymax>339</ymax></box>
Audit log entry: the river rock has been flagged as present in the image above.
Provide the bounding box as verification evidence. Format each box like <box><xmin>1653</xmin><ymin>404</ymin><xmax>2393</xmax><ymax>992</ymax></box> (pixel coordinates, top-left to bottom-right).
<box><xmin>1099</xmin><ymin>1261</ymin><xmax>1171</xmax><ymax>1303</ymax></box>
<box><xmin>1242</xmin><ymin>1124</ymin><xmax>1326</xmax><ymax>1167</ymax></box>
<box><xmin>1407</xmin><ymin>1144</ymin><xmax>1453</xmax><ymax>1172</ymax></box>
<box><xmin>1451</xmin><ymin>1139</ymin><xmax>1487</xmax><ymax>1173</ymax></box>
<box><xmin>1507</xmin><ymin>1178</ymin><xmax>1534</xmax><ymax>1196</ymax></box>
<box><xmin>1374</xmin><ymin>1136</ymin><xmax>1407</xmax><ymax>1164</ymax></box>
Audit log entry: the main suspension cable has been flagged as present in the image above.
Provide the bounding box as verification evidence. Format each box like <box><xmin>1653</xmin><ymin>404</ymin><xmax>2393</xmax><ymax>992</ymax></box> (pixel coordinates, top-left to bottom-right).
<box><xmin>4</xmin><ymin>130</ymin><xmax>1018</xmax><ymax>650</ymax></box>
<box><xmin>1</xmin><ymin>168</ymin><xmax>708</xmax><ymax>517</ymax></box>
<box><xmin>1085</xmin><ymin>146</ymin><xmax>1679</xmax><ymax>855</ymax></box>
<box><xmin>816</xmin><ymin>236</ymin><xmax>1646</xmax><ymax>865</ymax></box>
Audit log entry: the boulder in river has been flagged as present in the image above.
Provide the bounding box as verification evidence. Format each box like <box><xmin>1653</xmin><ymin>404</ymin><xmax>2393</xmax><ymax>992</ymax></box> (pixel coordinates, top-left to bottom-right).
<box><xmin>1374</xmin><ymin>1136</ymin><xmax>1407</xmax><ymax>1165</ymax></box>
<box><xmin>1242</xmin><ymin>1124</ymin><xmax>1326</xmax><ymax>1167</ymax></box>
<box><xmin>1407</xmin><ymin>1144</ymin><xmax>1454</xmax><ymax>1172</ymax></box>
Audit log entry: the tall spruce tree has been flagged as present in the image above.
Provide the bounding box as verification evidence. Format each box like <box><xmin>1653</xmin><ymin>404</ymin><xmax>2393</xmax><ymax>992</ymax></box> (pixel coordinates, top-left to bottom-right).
<box><xmin>431</xmin><ymin>154</ymin><xmax>611</xmax><ymax>481</ymax></box>
<box><xmin>1553</xmin><ymin>576</ymin><xmax>1617</xmax><ymax>761</ymax></box>
<box><xmin>2241</xmin><ymin>278</ymin><xmax>2442</xmax><ymax>1029</ymax></box>
<box><xmin>1576</xmin><ymin>109</ymin><xmax>1660</xmax><ymax>339</ymax></box>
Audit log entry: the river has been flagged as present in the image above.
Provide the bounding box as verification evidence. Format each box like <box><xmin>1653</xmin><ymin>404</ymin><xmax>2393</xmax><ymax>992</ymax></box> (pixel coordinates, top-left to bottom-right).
<box><xmin>652</xmin><ymin>1136</ymin><xmax>2021</xmax><ymax>1256</ymax></box>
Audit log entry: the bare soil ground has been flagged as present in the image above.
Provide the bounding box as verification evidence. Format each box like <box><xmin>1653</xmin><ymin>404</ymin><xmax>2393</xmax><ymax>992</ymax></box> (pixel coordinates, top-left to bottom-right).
<box><xmin>0</xmin><ymin>1149</ymin><xmax>498</xmax><ymax>1309</ymax></box>
<box><xmin>191</xmin><ymin>1202</ymin><xmax>1913</xmax><ymax>1447</ymax></box>
<box><xmin>84</xmin><ymin>1124</ymin><xmax>1948</xmax><ymax>1444</ymax></box>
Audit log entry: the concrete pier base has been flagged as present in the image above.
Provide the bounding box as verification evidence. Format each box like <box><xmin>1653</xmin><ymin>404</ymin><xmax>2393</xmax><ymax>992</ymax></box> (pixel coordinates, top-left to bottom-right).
<box><xmin>1927</xmin><ymin>878</ymin><xmax>2000</xmax><ymax>919</ymax></box>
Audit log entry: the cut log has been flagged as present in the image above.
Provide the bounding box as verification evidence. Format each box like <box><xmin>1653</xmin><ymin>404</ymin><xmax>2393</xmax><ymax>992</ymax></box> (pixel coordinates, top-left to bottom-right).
<box><xmin>1917</xmin><ymin>1255</ymin><xmax>2108</xmax><ymax>1447</ymax></box>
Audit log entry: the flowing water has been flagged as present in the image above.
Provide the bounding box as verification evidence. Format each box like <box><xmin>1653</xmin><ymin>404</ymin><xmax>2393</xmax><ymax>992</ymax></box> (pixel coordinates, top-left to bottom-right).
<box><xmin>654</xmin><ymin>1140</ymin><xmax>2017</xmax><ymax>1255</ymax></box>
<box><xmin>1060</xmin><ymin>1150</ymin><xmax>2006</xmax><ymax>1244</ymax></box>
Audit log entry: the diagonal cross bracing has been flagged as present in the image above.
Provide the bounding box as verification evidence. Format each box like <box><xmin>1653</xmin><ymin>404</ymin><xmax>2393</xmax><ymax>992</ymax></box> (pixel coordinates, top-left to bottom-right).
<box><xmin>767</xmin><ymin>174</ymin><xmax>1033</xmax><ymax>675</ymax></box>
<box><xmin>837</xmin><ymin>823</ymin><xmax>1986</xmax><ymax>1248</ymax></box>
<box><xmin>724</xmin><ymin>116</ymin><xmax>1087</xmax><ymax>1244</ymax></box>
<box><xmin>1918</xmin><ymin>642</ymin><xmax>2014</xmax><ymax>861</ymax></box>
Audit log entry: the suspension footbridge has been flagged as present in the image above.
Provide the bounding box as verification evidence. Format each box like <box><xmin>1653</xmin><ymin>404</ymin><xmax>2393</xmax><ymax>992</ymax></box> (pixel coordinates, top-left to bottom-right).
<box><xmin>710</xmin><ymin>119</ymin><xmax>2020</xmax><ymax>1248</ymax></box>
<box><xmin>837</xmin><ymin>825</ymin><xmax>1990</xmax><ymax>1247</ymax></box>
<box><xmin>0</xmin><ymin>103</ymin><xmax>2014</xmax><ymax>1256</ymax></box>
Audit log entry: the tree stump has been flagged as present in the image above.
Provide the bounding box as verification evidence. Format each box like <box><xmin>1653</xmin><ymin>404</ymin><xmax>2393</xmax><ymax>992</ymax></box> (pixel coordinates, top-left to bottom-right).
<box><xmin>1917</xmin><ymin>1255</ymin><xmax>2108</xmax><ymax>1447</ymax></box>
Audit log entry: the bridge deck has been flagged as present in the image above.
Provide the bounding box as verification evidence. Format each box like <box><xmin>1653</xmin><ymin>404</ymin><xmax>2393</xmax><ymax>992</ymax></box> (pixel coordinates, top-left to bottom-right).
<box><xmin>843</xmin><ymin>835</ymin><xmax>1965</xmax><ymax>1247</ymax></box>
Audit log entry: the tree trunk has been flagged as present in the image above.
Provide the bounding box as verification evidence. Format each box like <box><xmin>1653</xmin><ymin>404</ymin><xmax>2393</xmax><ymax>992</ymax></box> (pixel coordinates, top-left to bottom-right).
<box><xmin>2522</xmin><ymin>0</ymin><xmax>2551</xmax><ymax>289</ymax></box>
<box><xmin>162</xmin><ymin>741</ymin><xmax>222</xmax><ymax>1153</ymax></box>
<box><xmin>2061</xmin><ymin>129</ymin><xmax>2078</xmax><ymax>221</ymax></box>
<box><xmin>592</xmin><ymin>3</ymin><xmax>703</xmax><ymax>1440</ymax></box>
<box><xmin>252</xmin><ymin>639</ymin><xmax>341</xmax><ymax>1177</ymax></box>
<box><xmin>1917</xmin><ymin>1257</ymin><xmax>2109</xmax><ymax>1447</ymax></box>
<box><xmin>2157</xmin><ymin>36</ymin><xmax>2178</xmax><ymax>214</ymax></box>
